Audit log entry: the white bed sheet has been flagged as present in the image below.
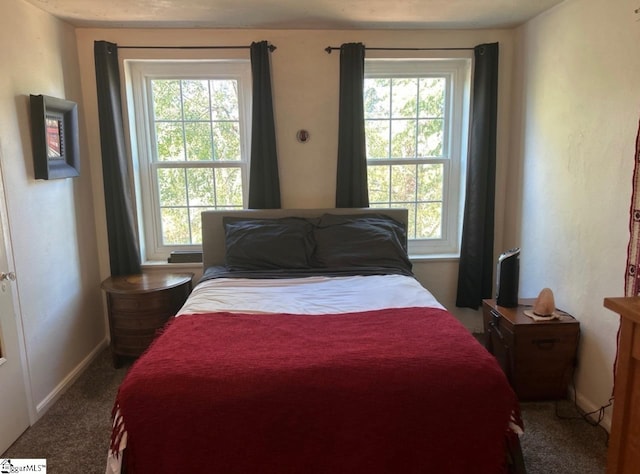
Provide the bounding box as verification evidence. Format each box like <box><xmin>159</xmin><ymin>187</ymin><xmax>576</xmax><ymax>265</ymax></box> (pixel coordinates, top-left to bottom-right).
<box><xmin>178</xmin><ymin>274</ymin><xmax>445</xmax><ymax>316</ymax></box>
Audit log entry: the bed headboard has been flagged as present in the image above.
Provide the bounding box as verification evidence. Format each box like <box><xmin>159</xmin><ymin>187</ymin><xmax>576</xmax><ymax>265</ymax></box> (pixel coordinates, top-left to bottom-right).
<box><xmin>201</xmin><ymin>208</ymin><xmax>408</xmax><ymax>269</ymax></box>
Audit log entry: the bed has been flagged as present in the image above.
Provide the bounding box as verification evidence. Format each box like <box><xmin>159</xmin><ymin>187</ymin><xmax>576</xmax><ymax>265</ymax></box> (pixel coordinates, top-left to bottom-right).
<box><xmin>107</xmin><ymin>208</ymin><xmax>524</xmax><ymax>474</ymax></box>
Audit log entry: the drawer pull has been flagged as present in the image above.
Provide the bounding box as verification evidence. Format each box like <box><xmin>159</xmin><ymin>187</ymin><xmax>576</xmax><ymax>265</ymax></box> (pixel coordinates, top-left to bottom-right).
<box><xmin>532</xmin><ymin>338</ymin><xmax>557</xmax><ymax>350</ymax></box>
<box><xmin>489</xmin><ymin>310</ymin><xmax>504</xmax><ymax>341</ymax></box>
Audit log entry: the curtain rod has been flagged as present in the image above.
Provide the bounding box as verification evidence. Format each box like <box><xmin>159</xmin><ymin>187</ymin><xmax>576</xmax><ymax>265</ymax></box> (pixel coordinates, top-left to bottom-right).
<box><xmin>324</xmin><ymin>46</ymin><xmax>473</xmax><ymax>54</ymax></box>
<box><xmin>118</xmin><ymin>44</ymin><xmax>276</xmax><ymax>51</ymax></box>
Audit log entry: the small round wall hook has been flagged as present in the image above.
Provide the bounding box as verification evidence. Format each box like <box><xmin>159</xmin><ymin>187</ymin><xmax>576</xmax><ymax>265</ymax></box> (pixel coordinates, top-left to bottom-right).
<box><xmin>296</xmin><ymin>129</ymin><xmax>310</xmax><ymax>143</ymax></box>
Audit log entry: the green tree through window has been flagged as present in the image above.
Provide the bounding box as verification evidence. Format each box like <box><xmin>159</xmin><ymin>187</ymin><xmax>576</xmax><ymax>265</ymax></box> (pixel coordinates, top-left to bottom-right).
<box><xmin>152</xmin><ymin>78</ymin><xmax>244</xmax><ymax>245</ymax></box>
<box><xmin>364</xmin><ymin>59</ymin><xmax>471</xmax><ymax>256</ymax></box>
<box><xmin>126</xmin><ymin>60</ymin><xmax>251</xmax><ymax>260</ymax></box>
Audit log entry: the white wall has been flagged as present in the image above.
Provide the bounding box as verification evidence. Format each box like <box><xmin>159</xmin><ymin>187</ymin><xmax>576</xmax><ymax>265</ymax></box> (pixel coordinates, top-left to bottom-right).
<box><xmin>509</xmin><ymin>0</ymin><xmax>640</xmax><ymax>428</ymax></box>
<box><xmin>0</xmin><ymin>0</ymin><xmax>105</xmax><ymax>418</ymax></box>
<box><xmin>75</xmin><ymin>27</ymin><xmax>517</xmax><ymax>332</ymax></box>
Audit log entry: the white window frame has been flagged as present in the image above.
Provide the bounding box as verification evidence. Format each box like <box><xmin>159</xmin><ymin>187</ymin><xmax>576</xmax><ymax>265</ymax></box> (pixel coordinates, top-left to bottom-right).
<box><xmin>364</xmin><ymin>58</ymin><xmax>471</xmax><ymax>257</ymax></box>
<box><xmin>125</xmin><ymin>60</ymin><xmax>252</xmax><ymax>262</ymax></box>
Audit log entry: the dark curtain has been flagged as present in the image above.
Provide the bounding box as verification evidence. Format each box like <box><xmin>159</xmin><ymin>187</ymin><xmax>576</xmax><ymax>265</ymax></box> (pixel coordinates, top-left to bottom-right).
<box><xmin>336</xmin><ymin>42</ymin><xmax>369</xmax><ymax>208</ymax></box>
<box><xmin>456</xmin><ymin>42</ymin><xmax>499</xmax><ymax>309</ymax></box>
<box><xmin>248</xmin><ymin>41</ymin><xmax>281</xmax><ymax>209</ymax></box>
<box><xmin>94</xmin><ymin>41</ymin><xmax>141</xmax><ymax>276</ymax></box>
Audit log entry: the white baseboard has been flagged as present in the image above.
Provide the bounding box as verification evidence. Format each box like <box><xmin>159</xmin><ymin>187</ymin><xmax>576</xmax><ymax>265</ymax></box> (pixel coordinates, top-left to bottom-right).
<box><xmin>33</xmin><ymin>338</ymin><xmax>109</xmax><ymax>420</ymax></box>
<box><xmin>569</xmin><ymin>386</ymin><xmax>612</xmax><ymax>433</ymax></box>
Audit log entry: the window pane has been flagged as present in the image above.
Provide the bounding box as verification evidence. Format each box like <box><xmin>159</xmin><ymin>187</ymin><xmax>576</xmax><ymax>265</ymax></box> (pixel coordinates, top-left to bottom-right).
<box><xmin>419</xmin><ymin>78</ymin><xmax>445</xmax><ymax>118</ymax></box>
<box><xmin>182</xmin><ymin>80</ymin><xmax>210</xmax><ymax>121</ymax></box>
<box><xmin>185</xmin><ymin>122</ymin><xmax>213</xmax><ymax>161</ymax></box>
<box><xmin>157</xmin><ymin>168</ymin><xmax>187</xmax><ymax>206</ymax></box>
<box><xmin>131</xmin><ymin>60</ymin><xmax>253</xmax><ymax>259</ymax></box>
<box><xmin>214</xmin><ymin>167</ymin><xmax>243</xmax><ymax>206</ymax></box>
<box><xmin>213</xmin><ymin>122</ymin><xmax>241</xmax><ymax>160</ymax></box>
<box><xmin>391</xmin><ymin>164</ymin><xmax>417</xmax><ymax>203</ymax></box>
<box><xmin>368</xmin><ymin>165</ymin><xmax>390</xmax><ymax>203</ymax></box>
<box><xmin>391</xmin><ymin>119</ymin><xmax>416</xmax><ymax>159</ymax></box>
<box><xmin>160</xmin><ymin>207</ymin><xmax>190</xmax><ymax>245</ymax></box>
<box><xmin>391</xmin><ymin>78</ymin><xmax>418</xmax><ymax>118</ymax></box>
<box><xmin>210</xmin><ymin>80</ymin><xmax>239</xmax><ymax>120</ymax></box>
<box><xmin>365</xmin><ymin>120</ymin><xmax>390</xmax><ymax>159</ymax></box>
<box><xmin>186</xmin><ymin>168</ymin><xmax>214</xmax><ymax>206</ymax></box>
<box><xmin>364</xmin><ymin>78</ymin><xmax>390</xmax><ymax>118</ymax></box>
<box><xmin>155</xmin><ymin>122</ymin><xmax>185</xmax><ymax>161</ymax></box>
<box><xmin>152</xmin><ymin>80</ymin><xmax>182</xmax><ymax>120</ymax></box>
<box><xmin>364</xmin><ymin>59</ymin><xmax>469</xmax><ymax>253</ymax></box>
<box><xmin>417</xmin><ymin>119</ymin><xmax>444</xmax><ymax>157</ymax></box>
<box><xmin>416</xmin><ymin>202</ymin><xmax>442</xmax><ymax>239</ymax></box>
<box><xmin>417</xmin><ymin>164</ymin><xmax>443</xmax><ymax>201</ymax></box>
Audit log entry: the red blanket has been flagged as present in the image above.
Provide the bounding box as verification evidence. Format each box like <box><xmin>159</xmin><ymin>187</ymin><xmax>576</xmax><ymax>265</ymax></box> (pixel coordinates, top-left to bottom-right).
<box><xmin>113</xmin><ymin>307</ymin><xmax>520</xmax><ymax>474</ymax></box>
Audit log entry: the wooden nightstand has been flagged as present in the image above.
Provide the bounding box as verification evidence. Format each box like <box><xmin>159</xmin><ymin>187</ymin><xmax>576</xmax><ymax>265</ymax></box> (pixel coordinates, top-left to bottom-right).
<box><xmin>482</xmin><ymin>298</ymin><xmax>580</xmax><ymax>400</ymax></box>
<box><xmin>101</xmin><ymin>273</ymin><xmax>194</xmax><ymax>368</ymax></box>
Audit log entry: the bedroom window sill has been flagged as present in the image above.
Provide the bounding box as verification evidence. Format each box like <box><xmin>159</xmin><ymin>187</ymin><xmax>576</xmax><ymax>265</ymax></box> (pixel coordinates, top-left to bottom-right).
<box><xmin>141</xmin><ymin>256</ymin><xmax>461</xmax><ymax>268</ymax></box>
<box><xmin>141</xmin><ymin>261</ymin><xmax>203</xmax><ymax>271</ymax></box>
<box><xmin>409</xmin><ymin>254</ymin><xmax>460</xmax><ymax>263</ymax></box>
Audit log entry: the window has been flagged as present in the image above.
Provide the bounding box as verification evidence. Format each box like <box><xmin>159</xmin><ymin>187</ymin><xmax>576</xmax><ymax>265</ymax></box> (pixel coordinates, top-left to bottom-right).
<box><xmin>126</xmin><ymin>61</ymin><xmax>252</xmax><ymax>261</ymax></box>
<box><xmin>364</xmin><ymin>58</ymin><xmax>471</xmax><ymax>256</ymax></box>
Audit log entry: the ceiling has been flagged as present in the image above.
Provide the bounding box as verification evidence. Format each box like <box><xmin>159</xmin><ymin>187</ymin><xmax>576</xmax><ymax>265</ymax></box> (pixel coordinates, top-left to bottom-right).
<box><xmin>22</xmin><ymin>0</ymin><xmax>565</xmax><ymax>29</ymax></box>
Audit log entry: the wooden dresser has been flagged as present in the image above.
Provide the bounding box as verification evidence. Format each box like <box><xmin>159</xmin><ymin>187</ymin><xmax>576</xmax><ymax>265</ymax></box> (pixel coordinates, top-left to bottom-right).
<box><xmin>603</xmin><ymin>296</ymin><xmax>640</xmax><ymax>473</ymax></box>
<box><xmin>482</xmin><ymin>298</ymin><xmax>580</xmax><ymax>400</ymax></box>
<box><xmin>101</xmin><ymin>272</ymin><xmax>193</xmax><ymax>367</ymax></box>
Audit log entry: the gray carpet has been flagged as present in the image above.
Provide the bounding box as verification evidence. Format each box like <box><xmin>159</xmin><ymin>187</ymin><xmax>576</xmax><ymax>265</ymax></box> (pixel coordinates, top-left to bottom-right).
<box><xmin>2</xmin><ymin>348</ymin><xmax>129</xmax><ymax>473</ymax></box>
<box><xmin>2</xmin><ymin>348</ymin><xmax>608</xmax><ymax>473</ymax></box>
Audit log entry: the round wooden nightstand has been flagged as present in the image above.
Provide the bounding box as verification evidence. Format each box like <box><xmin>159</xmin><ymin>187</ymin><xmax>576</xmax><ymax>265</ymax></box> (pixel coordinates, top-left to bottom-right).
<box><xmin>101</xmin><ymin>272</ymin><xmax>194</xmax><ymax>368</ymax></box>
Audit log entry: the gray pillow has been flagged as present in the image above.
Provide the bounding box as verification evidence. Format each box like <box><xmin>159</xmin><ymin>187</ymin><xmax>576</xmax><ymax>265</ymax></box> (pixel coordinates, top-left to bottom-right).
<box><xmin>313</xmin><ymin>214</ymin><xmax>412</xmax><ymax>272</ymax></box>
<box><xmin>223</xmin><ymin>217</ymin><xmax>315</xmax><ymax>270</ymax></box>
